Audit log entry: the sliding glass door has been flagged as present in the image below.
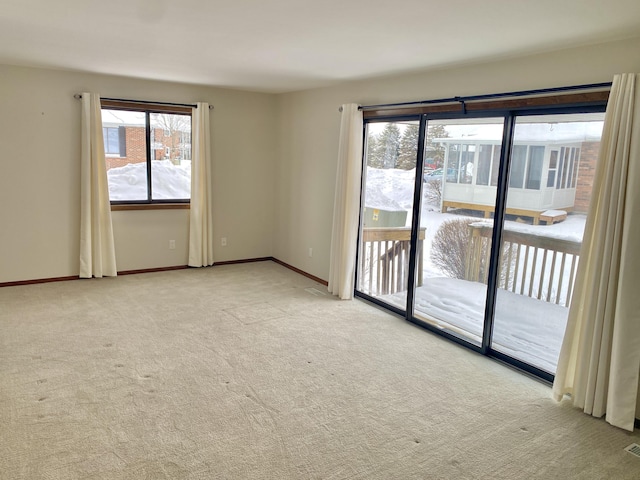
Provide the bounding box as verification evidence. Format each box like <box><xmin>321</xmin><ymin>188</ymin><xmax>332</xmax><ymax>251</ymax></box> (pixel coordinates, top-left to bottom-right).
<box><xmin>355</xmin><ymin>104</ymin><xmax>606</xmax><ymax>380</ymax></box>
<box><xmin>491</xmin><ymin>113</ymin><xmax>605</xmax><ymax>374</ymax></box>
<box><xmin>356</xmin><ymin>119</ymin><xmax>420</xmax><ymax>313</ymax></box>
<box><xmin>412</xmin><ymin>118</ymin><xmax>504</xmax><ymax>346</ymax></box>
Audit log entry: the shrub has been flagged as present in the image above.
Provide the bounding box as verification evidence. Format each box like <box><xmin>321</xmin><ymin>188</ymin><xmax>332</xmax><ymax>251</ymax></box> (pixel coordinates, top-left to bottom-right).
<box><xmin>431</xmin><ymin>218</ymin><xmax>515</xmax><ymax>285</ymax></box>
<box><xmin>424</xmin><ymin>179</ymin><xmax>442</xmax><ymax>206</ymax></box>
<box><xmin>431</xmin><ymin>219</ymin><xmax>471</xmax><ymax>279</ymax></box>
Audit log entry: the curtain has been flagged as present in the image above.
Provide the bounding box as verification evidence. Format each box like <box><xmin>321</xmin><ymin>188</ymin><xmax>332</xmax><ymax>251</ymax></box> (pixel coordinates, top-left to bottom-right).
<box><xmin>552</xmin><ymin>73</ymin><xmax>640</xmax><ymax>431</ymax></box>
<box><xmin>188</xmin><ymin>102</ymin><xmax>214</xmax><ymax>267</ymax></box>
<box><xmin>79</xmin><ymin>92</ymin><xmax>117</xmax><ymax>278</ymax></box>
<box><xmin>328</xmin><ymin>104</ymin><xmax>363</xmax><ymax>299</ymax></box>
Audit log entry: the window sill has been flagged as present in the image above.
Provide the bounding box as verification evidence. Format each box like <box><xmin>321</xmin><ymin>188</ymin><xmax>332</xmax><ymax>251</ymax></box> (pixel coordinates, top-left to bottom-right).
<box><xmin>111</xmin><ymin>204</ymin><xmax>190</xmax><ymax>211</ymax></box>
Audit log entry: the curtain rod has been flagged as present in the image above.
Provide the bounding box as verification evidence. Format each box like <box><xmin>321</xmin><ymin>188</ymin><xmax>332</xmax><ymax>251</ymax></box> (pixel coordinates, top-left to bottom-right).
<box><xmin>340</xmin><ymin>82</ymin><xmax>612</xmax><ymax>112</ymax></box>
<box><xmin>73</xmin><ymin>94</ymin><xmax>214</xmax><ymax>110</ymax></box>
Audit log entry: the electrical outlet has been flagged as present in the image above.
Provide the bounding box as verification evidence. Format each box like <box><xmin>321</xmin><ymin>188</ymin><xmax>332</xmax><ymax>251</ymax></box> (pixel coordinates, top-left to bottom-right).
<box><xmin>308</xmin><ymin>247</ymin><xmax>313</xmax><ymax>257</ymax></box>
<box><xmin>221</xmin><ymin>237</ymin><xmax>227</xmax><ymax>246</ymax></box>
<box><xmin>169</xmin><ymin>240</ymin><xmax>176</xmax><ymax>250</ymax></box>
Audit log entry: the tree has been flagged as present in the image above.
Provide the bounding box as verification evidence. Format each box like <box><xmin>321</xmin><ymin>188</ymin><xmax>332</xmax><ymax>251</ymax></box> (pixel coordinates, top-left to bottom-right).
<box><xmin>425</xmin><ymin>124</ymin><xmax>449</xmax><ymax>169</ymax></box>
<box><xmin>397</xmin><ymin>124</ymin><xmax>419</xmax><ymax>170</ymax></box>
<box><xmin>150</xmin><ymin>113</ymin><xmax>191</xmax><ymax>164</ymax></box>
<box><xmin>366</xmin><ymin>133</ymin><xmax>383</xmax><ymax>168</ymax></box>
<box><xmin>379</xmin><ymin>123</ymin><xmax>401</xmax><ymax>168</ymax></box>
<box><xmin>367</xmin><ymin>122</ymin><xmax>449</xmax><ymax>170</ymax></box>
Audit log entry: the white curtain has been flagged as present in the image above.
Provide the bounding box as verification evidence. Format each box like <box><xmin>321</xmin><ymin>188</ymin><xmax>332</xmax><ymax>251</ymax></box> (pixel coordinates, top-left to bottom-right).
<box><xmin>79</xmin><ymin>92</ymin><xmax>117</xmax><ymax>278</ymax></box>
<box><xmin>188</xmin><ymin>102</ymin><xmax>214</xmax><ymax>267</ymax></box>
<box><xmin>328</xmin><ymin>104</ymin><xmax>363</xmax><ymax>299</ymax></box>
<box><xmin>553</xmin><ymin>73</ymin><xmax>640</xmax><ymax>431</ymax></box>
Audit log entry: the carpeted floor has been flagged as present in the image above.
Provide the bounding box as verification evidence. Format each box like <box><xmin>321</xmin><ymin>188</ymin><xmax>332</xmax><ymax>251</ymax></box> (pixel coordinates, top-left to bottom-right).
<box><xmin>1</xmin><ymin>261</ymin><xmax>639</xmax><ymax>479</ymax></box>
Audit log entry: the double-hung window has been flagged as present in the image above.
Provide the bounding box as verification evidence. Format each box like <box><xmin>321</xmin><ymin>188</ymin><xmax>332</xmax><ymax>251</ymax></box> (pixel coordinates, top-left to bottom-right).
<box><xmin>101</xmin><ymin>100</ymin><xmax>192</xmax><ymax>204</ymax></box>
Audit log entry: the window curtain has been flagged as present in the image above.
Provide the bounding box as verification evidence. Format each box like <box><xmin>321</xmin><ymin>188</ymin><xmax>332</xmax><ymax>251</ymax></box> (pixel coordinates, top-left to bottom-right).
<box><xmin>328</xmin><ymin>104</ymin><xmax>363</xmax><ymax>299</ymax></box>
<box><xmin>188</xmin><ymin>102</ymin><xmax>214</xmax><ymax>267</ymax></box>
<box><xmin>79</xmin><ymin>92</ymin><xmax>117</xmax><ymax>278</ymax></box>
<box><xmin>552</xmin><ymin>73</ymin><xmax>640</xmax><ymax>431</ymax></box>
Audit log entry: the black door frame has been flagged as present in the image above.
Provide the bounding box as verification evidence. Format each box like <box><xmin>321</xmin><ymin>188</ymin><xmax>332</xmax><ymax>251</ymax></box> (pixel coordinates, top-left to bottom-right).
<box><xmin>355</xmin><ymin>103</ymin><xmax>607</xmax><ymax>383</ymax></box>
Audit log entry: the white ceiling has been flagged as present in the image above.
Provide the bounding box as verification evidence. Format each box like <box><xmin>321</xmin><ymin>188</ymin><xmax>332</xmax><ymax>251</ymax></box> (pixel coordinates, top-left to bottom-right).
<box><xmin>1</xmin><ymin>0</ymin><xmax>639</xmax><ymax>93</ymax></box>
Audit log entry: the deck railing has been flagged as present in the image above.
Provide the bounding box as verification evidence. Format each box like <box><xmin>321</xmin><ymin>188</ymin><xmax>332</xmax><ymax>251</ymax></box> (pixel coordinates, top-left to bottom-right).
<box><xmin>358</xmin><ymin>227</ymin><xmax>426</xmax><ymax>296</ymax></box>
<box><xmin>465</xmin><ymin>223</ymin><xmax>581</xmax><ymax>307</ymax></box>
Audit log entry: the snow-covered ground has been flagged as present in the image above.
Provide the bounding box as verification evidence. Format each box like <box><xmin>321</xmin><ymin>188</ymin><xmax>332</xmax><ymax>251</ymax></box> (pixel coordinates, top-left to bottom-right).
<box><xmin>107</xmin><ymin>160</ymin><xmax>191</xmax><ymax>201</ymax></box>
<box><xmin>382</xmin><ymin>278</ymin><xmax>566</xmax><ymax>373</ymax></box>
<box><xmin>362</xmin><ymin>166</ymin><xmax>587</xmax><ymax>373</ymax></box>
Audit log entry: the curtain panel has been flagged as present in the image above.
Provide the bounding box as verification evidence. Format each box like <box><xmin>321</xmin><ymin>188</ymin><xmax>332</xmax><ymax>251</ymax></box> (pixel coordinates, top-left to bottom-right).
<box><xmin>79</xmin><ymin>92</ymin><xmax>117</xmax><ymax>278</ymax></box>
<box><xmin>188</xmin><ymin>102</ymin><xmax>214</xmax><ymax>267</ymax></box>
<box><xmin>328</xmin><ymin>104</ymin><xmax>363</xmax><ymax>299</ymax></box>
<box><xmin>552</xmin><ymin>73</ymin><xmax>640</xmax><ymax>431</ymax></box>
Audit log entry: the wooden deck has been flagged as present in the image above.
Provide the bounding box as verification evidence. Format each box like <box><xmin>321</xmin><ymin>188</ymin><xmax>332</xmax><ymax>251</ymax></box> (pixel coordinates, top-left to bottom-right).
<box><xmin>358</xmin><ymin>227</ymin><xmax>426</xmax><ymax>296</ymax></box>
<box><xmin>442</xmin><ymin>201</ymin><xmax>572</xmax><ymax>225</ymax></box>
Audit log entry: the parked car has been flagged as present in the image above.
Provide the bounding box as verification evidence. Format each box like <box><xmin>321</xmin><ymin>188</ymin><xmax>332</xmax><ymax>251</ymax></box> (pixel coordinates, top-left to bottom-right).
<box><xmin>423</xmin><ymin>168</ymin><xmax>457</xmax><ymax>183</ymax></box>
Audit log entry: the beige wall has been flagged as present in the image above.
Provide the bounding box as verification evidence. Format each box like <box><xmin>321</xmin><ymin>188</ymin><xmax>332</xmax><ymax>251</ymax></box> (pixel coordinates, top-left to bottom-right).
<box><xmin>274</xmin><ymin>36</ymin><xmax>640</xmax><ymax>282</ymax></box>
<box><xmin>3</xmin><ymin>36</ymin><xmax>640</xmax><ymax>285</ymax></box>
<box><xmin>0</xmin><ymin>65</ymin><xmax>277</xmax><ymax>283</ymax></box>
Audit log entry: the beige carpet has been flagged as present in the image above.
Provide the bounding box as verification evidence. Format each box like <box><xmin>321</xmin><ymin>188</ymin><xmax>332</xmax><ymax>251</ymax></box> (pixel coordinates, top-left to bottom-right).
<box><xmin>1</xmin><ymin>261</ymin><xmax>639</xmax><ymax>479</ymax></box>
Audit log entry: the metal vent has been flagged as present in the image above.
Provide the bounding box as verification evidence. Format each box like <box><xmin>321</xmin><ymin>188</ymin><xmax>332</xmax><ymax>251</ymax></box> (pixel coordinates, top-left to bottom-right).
<box><xmin>624</xmin><ymin>443</ymin><xmax>640</xmax><ymax>458</ymax></box>
<box><xmin>305</xmin><ymin>287</ymin><xmax>326</xmax><ymax>296</ymax></box>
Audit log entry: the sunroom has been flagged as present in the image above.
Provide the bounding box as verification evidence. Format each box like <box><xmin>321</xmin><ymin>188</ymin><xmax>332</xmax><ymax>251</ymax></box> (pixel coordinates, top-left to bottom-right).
<box><xmin>433</xmin><ymin>116</ymin><xmax>603</xmax><ymax>224</ymax></box>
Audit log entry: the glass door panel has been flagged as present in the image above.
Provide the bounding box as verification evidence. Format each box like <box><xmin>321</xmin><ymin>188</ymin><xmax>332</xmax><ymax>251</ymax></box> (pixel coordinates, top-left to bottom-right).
<box><xmin>413</xmin><ymin>118</ymin><xmax>504</xmax><ymax>345</ymax></box>
<box><xmin>491</xmin><ymin>113</ymin><xmax>605</xmax><ymax>373</ymax></box>
<box><xmin>356</xmin><ymin>120</ymin><xmax>419</xmax><ymax>311</ymax></box>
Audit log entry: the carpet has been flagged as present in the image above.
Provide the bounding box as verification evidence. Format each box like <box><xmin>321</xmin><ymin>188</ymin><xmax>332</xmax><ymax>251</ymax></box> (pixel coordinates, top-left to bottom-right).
<box><xmin>1</xmin><ymin>261</ymin><xmax>638</xmax><ymax>479</ymax></box>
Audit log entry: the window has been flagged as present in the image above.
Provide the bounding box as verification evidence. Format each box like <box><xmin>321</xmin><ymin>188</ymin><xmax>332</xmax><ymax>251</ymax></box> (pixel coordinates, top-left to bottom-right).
<box><xmin>474</xmin><ymin>144</ymin><xmax>501</xmax><ymax>187</ymax></box>
<box><xmin>101</xmin><ymin>101</ymin><xmax>192</xmax><ymax>204</ymax></box>
<box><xmin>555</xmin><ymin>147</ymin><xmax>580</xmax><ymax>190</ymax></box>
<box><xmin>509</xmin><ymin>145</ymin><xmax>527</xmax><ymax>188</ymax></box>
<box><xmin>103</xmin><ymin>126</ymin><xmax>125</xmax><ymax>156</ymax></box>
<box><xmin>547</xmin><ymin>150</ymin><xmax>558</xmax><ymax>187</ymax></box>
<box><xmin>476</xmin><ymin>144</ymin><xmax>493</xmax><ymax>186</ymax></box>
<box><xmin>446</xmin><ymin>144</ymin><xmax>460</xmax><ymax>183</ymax></box>
<box><xmin>525</xmin><ymin>146</ymin><xmax>544</xmax><ymax>190</ymax></box>
<box><xmin>508</xmin><ymin>145</ymin><xmax>545</xmax><ymax>190</ymax></box>
<box><xmin>571</xmin><ymin>149</ymin><xmax>580</xmax><ymax>187</ymax></box>
<box><xmin>460</xmin><ymin>145</ymin><xmax>475</xmax><ymax>184</ymax></box>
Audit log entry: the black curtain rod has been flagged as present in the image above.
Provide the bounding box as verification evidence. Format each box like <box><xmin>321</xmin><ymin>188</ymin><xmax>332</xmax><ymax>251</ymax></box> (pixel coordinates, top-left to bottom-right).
<box><xmin>358</xmin><ymin>82</ymin><xmax>612</xmax><ymax>111</ymax></box>
<box><xmin>73</xmin><ymin>94</ymin><xmax>214</xmax><ymax>110</ymax></box>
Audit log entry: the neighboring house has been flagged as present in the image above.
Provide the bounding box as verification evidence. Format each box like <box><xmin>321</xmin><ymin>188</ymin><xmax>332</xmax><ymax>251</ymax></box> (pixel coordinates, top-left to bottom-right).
<box><xmin>102</xmin><ymin>110</ymin><xmax>191</xmax><ymax>171</ymax></box>
<box><xmin>434</xmin><ymin>121</ymin><xmax>602</xmax><ymax>223</ymax></box>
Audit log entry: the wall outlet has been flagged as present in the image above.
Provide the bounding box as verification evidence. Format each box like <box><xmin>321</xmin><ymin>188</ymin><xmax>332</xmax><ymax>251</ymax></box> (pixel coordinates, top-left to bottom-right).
<box><xmin>221</xmin><ymin>237</ymin><xmax>227</xmax><ymax>247</ymax></box>
<box><xmin>308</xmin><ymin>247</ymin><xmax>313</xmax><ymax>257</ymax></box>
<box><xmin>169</xmin><ymin>240</ymin><xmax>176</xmax><ymax>250</ymax></box>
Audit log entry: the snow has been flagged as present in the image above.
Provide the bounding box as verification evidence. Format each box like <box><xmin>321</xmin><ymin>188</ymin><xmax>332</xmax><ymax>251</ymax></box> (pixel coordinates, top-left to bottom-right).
<box><xmin>364</xmin><ymin>167</ymin><xmax>416</xmax><ymax>212</ymax></box>
<box><xmin>101</xmin><ymin>109</ymin><xmax>145</xmax><ymax>126</ymax></box>
<box><xmin>541</xmin><ymin>209</ymin><xmax>567</xmax><ymax>217</ymax></box>
<box><xmin>437</xmin><ymin>117</ymin><xmax>604</xmax><ymax>143</ymax></box>
<box><xmin>107</xmin><ymin>160</ymin><xmax>191</xmax><ymax>201</ymax></box>
<box><xmin>361</xmin><ymin>166</ymin><xmax>588</xmax><ymax>373</ymax></box>
<box><xmin>382</xmin><ymin>277</ymin><xmax>567</xmax><ymax>373</ymax></box>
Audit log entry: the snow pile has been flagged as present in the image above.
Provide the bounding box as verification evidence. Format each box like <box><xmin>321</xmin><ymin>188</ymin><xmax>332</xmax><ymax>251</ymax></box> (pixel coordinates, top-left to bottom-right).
<box><xmin>364</xmin><ymin>167</ymin><xmax>416</xmax><ymax>211</ymax></box>
<box><xmin>107</xmin><ymin>160</ymin><xmax>191</xmax><ymax>201</ymax></box>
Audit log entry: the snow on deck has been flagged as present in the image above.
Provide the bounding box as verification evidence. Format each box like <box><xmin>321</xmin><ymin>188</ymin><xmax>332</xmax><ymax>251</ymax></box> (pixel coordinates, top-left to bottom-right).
<box><xmin>382</xmin><ymin>277</ymin><xmax>568</xmax><ymax>373</ymax></box>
